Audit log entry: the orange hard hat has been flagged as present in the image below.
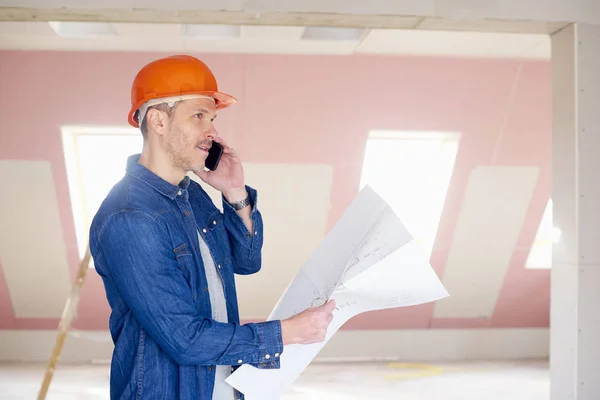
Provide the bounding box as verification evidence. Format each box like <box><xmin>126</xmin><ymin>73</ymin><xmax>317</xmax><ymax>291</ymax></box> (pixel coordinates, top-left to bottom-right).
<box><xmin>128</xmin><ymin>55</ymin><xmax>237</xmax><ymax>128</ymax></box>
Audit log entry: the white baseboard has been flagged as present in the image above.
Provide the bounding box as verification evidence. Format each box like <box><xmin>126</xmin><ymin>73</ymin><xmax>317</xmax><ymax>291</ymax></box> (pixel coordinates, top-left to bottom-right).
<box><xmin>0</xmin><ymin>328</ymin><xmax>549</xmax><ymax>364</ymax></box>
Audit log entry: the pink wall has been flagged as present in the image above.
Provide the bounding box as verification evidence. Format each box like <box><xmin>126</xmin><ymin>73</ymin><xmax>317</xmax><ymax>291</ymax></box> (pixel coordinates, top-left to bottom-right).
<box><xmin>0</xmin><ymin>50</ymin><xmax>551</xmax><ymax>331</ymax></box>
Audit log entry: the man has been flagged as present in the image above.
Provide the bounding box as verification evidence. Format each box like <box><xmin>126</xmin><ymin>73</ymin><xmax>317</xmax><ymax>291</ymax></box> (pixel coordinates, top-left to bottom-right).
<box><xmin>90</xmin><ymin>55</ymin><xmax>335</xmax><ymax>400</ymax></box>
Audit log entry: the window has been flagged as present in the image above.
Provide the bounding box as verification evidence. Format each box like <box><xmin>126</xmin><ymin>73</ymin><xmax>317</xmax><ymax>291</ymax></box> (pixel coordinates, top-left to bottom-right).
<box><xmin>525</xmin><ymin>199</ymin><xmax>560</xmax><ymax>269</ymax></box>
<box><xmin>62</xmin><ymin>126</ymin><xmax>143</xmax><ymax>265</ymax></box>
<box><xmin>359</xmin><ymin>131</ymin><xmax>460</xmax><ymax>260</ymax></box>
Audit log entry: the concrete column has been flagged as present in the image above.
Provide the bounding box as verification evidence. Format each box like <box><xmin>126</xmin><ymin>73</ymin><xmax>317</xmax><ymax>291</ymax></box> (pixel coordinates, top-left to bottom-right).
<box><xmin>551</xmin><ymin>23</ymin><xmax>600</xmax><ymax>400</ymax></box>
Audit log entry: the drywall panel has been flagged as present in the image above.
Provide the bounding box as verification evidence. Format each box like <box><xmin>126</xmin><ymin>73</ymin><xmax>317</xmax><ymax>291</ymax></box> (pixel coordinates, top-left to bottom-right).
<box><xmin>577</xmin><ymin>23</ymin><xmax>600</xmax><ymax>266</ymax></box>
<box><xmin>577</xmin><ymin>265</ymin><xmax>600</xmax><ymax>397</ymax></box>
<box><xmin>320</xmin><ymin>328</ymin><xmax>550</xmax><ymax>361</ymax></box>
<box><xmin>191</xmin><ymin>162</ymin><xmax>334</xmax><ymax>318</ymax></box>
<box><xmin>433</xmin><ymin>166</ymin><xmax>539</xmax><ymax>318</ymax></box>
<box><xmin>0</xmin><ymin>160</ymin><xmax>72</xmax><ymax>318</ymax></box>
<box><xmin>551</xmin><ymin>23</ymin><xmax>600</xmax><ymax>400</ymax></box>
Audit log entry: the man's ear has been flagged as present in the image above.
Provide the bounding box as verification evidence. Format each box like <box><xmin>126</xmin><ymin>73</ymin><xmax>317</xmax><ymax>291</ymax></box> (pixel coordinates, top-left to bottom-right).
<box><xmin>146</xmin><ymin>108</ymin><xmax>168</xmax><ymax>135</ymax></box>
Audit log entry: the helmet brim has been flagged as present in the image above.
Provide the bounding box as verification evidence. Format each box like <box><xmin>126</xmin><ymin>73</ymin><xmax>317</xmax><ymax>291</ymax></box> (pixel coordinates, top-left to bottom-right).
<box><xmin>128</xmin><ymin>90</ymin><xmax>237</xmax><ymax>128</ymax></box>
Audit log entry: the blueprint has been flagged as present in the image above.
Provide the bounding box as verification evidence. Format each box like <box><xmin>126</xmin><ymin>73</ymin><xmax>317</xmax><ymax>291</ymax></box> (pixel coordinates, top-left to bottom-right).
<box><xmin>225</xmin><ymin>185</ymin><xmax>449</xmax><ymax>399</ymax></box>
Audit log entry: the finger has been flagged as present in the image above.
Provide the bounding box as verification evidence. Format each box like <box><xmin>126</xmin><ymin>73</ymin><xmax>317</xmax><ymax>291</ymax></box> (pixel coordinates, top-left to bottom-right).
<box><xmin>213</xmin><ymin>135</ymin><xmax>229</xmax><ymax>148</ymax></box>
<box><xmin>223</xmin><ymin>148</ymin><xmax>240</xmax><ymax>162</ymax></box>
<box><xmin>213</xmin><ymin>137</ymin><xmax>240</xmax><ymax>157</ymax></box>
<box><xmin>223</xmin><ymin>145</ymin><xmax>237</xmax><ymax>156</ymax></box>
<box><xmin>321</xmin><ymin>299</ymin><xmax>336</xmax><ymax>313</ymax></box>
<box><xmin>219</xmin><ymin>140</ymin><xmax>236</xmax><ymax>153</ymax></box>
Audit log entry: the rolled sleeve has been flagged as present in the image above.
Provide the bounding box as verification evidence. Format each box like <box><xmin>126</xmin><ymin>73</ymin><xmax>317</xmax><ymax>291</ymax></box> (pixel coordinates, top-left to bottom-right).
<box><xmin>222</xmin><ymin>185</ymin><xmax>264</xmax><ymax>274</ymax></box>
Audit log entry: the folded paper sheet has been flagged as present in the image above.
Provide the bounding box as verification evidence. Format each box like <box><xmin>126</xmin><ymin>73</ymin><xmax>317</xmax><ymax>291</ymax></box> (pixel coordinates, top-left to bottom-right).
<box><xmin>225</xmin><ymin>185</ymin><xmax>449</xmax><ymax>399</ymax></box>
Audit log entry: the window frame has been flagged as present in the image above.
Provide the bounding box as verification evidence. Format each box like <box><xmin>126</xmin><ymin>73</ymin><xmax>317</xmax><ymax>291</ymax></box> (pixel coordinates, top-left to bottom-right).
<box><xmin>359</xmin><ymin>130</ymin><xmax>461</xmax><ymax>260</ymax></box>
<box><xmin>525</xmin><ymin>198</ymin><xmax>557</xmax><ymax>269</ymax></box>
<box><xmin>61</xmin><ymin>125</ymin><xmax>141</xmax><ymax>264</ymax></box>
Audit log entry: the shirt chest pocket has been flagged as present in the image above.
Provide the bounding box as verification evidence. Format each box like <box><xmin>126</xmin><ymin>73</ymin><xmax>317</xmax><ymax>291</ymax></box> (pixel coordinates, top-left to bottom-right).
<box><xmin>173</xmin><ymin>243</ymin><xmax>195</xmax><ymax>285</ymax></box>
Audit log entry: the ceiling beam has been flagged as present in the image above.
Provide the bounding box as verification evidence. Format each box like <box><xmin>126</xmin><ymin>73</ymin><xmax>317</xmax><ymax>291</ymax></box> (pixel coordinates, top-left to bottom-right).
<box><xmin>0</xmin><ymin>7</ymin><xmax>568</xmax><ymax>34</ymax></box>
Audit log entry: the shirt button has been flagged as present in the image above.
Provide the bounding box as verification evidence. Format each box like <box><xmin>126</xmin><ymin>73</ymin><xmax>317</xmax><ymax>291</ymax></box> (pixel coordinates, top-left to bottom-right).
<box><xmin>275</xmin><ymin>353</ymin><xmax>280</xmax><ymax>358</ymax></box>
<box><xmin>185</xmin><ymin>211</ymin><xmax>190</xmax><ymax>216</ymax></box>
<box><xmin>218</xmin><ymin>265</ymin><xmax>221</xmax><ymax>269</ymax></box>
<box><xmin>213</xmin><ymin>220</ymin><xmax>217</xmax><ymax>225</ymax></box>
<box><xmin>177</xmin><ymin>190</ymin><xmax>182</xmax><ymax>196</ymax></box>
<box><xmin>238</xmin><ymin>359</ymin><xmax>243</xmax><ymax>363</ymax></box>
<box><xmin>265</xmin><ymin>354</ymin><xmax>270</xmax><ymax>359</ymax></box>
<box><xmin>255</xmin><ymin>231</ymin><xmax>258</xmax><ymax>235</ymax></box>
<box><xmin>202</xmin><ymin>228</ymin><xmax>207</xmax><ymax>233</ymax></box>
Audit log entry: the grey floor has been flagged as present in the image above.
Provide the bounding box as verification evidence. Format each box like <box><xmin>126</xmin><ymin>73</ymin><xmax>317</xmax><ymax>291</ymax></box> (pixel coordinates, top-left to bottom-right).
<box><xmin>0</xmin><ymin>359</ymin><xmax>549</xmax><ymax>399</ymax></box>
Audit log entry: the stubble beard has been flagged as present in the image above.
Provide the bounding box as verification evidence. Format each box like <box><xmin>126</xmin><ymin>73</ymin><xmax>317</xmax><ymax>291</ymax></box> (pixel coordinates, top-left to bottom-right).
<box><xmin>165</xmin><ymin>123</ymin><xmax>204</xmax><ymax>174</ymax></box>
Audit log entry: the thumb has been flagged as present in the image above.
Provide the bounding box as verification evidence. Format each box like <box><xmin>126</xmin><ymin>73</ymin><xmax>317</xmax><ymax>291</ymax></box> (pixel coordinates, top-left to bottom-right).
<box><xmin>320</xmin><ymin>299</ymin><xmax>336</xmax><ymax>313</ymax></box>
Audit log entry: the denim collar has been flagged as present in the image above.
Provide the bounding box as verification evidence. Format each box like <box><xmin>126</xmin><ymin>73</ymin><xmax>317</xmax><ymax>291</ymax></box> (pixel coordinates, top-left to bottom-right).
<box><xmin>125</xmin><ymin>154</ymin><xmax>190</xmax><ymax>200</ymax></box>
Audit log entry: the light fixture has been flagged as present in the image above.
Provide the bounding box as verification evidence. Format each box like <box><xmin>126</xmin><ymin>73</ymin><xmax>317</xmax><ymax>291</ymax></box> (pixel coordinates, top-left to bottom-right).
<box><xmin>49</xmin><ymin>22</ymin><xmax>117</xmax><ymax>37</ymax></box>
<box><xmin>181</xmin><ymin>24</ymin><xmax>241</xmax><ymax>39</ymax></box>
<box><xmin>301</xmin><ymin>26</ymin><xmax>365</xmax><ymax>41</ymax></box>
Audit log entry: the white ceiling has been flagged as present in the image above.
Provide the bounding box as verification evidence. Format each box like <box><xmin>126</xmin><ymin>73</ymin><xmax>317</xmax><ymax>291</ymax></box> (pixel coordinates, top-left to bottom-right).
<box><xmin>0</xmin><ymin>21</ymin><xmax>551</xmax><ymax>58</ymax></box>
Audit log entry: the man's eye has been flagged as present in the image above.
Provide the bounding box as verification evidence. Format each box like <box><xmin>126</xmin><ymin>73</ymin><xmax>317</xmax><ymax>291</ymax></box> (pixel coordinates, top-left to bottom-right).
<box><xmin>194</xmin><ymin>113</ymin><xmax>203</xmax><ymax>119</ymax></box>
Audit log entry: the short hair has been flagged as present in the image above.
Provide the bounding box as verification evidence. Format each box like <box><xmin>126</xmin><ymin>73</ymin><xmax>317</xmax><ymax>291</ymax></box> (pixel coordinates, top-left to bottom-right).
<box><xmin>139</xmin><ymin>102</ymin><xmax>178</xmax><ymax>139</ymax></box>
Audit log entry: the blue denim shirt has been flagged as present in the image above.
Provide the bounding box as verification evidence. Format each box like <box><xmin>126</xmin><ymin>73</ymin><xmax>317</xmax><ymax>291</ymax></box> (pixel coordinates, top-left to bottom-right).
<box><xmin>90</xmin><ymin>154</ymin><xmax>283</xmax><ymax>400</ymax></box>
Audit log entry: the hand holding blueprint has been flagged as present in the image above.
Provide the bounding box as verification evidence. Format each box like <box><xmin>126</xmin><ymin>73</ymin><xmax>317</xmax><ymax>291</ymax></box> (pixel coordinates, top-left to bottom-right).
<box><xmin>225</xmin><ymin>185</ymin><xmax>449</xmax><ymax>399</ymax></box>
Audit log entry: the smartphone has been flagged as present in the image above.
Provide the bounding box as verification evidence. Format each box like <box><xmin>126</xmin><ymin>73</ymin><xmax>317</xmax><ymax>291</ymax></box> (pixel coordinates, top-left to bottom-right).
<box><xmin>204</xmin><ymin>141</ymin><xmax>223</xmax><ymax>171</ymax></box>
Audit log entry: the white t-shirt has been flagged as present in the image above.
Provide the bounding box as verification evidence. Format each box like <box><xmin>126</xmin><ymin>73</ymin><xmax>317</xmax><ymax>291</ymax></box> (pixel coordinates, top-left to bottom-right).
<box><xmin>197</xmin><ymin>230</ymin><xmax>236</xmax><ymax>400</ymax></box>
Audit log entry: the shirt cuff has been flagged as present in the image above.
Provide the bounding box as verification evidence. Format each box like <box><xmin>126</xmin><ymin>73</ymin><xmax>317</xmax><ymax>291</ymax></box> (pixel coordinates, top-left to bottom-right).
<box><xmin>255</xmin><ymin>320</ymin><xmax>284</xmax><ymax>369</ymax></box>
<box><xmin>222</xmin><ymin>185</ymin><xmax>263</xmax><ymax>254</ymax></box>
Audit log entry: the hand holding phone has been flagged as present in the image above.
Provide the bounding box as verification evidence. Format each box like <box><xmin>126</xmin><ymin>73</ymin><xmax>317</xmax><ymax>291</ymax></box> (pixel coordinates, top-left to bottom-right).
<box><xmin>195</xmin><ymin>138</ymin><xmax>245</xmax><ymax>194</ymax></box>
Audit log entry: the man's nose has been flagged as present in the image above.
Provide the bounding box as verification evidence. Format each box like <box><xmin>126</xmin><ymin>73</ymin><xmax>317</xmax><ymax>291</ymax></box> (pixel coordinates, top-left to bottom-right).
<box><xmin>206</xmin><ymin>124</ymin><xmax>218</xmax><ymax>140</ymax></box>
